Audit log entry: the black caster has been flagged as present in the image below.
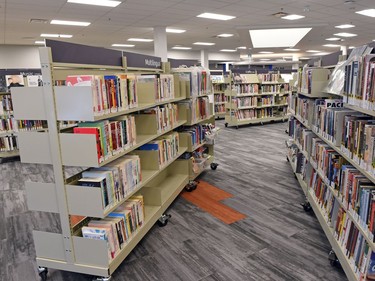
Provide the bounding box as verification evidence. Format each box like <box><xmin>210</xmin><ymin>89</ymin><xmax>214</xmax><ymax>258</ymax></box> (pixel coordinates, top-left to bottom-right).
<box><xmin>225</xmin><ymin>123</ymin><xmax>228</xmax><ymax>128</ymax></box>
<box><xmin>236</xmin><ymin>126</ymin><xmax>239</xmax><ymax>129</ymax></box>
<box><xmin>210</xmin><ymin>163</ymin><xmax>219</xmax><ymax>170</ymax></box>
<box><xmin>93</xmin><ymin>277</ymin><xmax>112</xmax><ymax>281</ymax></box>
<box><xmin>185</xmin><ymin>181</ymin><xmax>197</xmax><ymax>192</ymax></box>
<box><xmin>286</xmin><ymin>156</ymin><xmax>289</xmax><ymax>162</ymax></box>
<box><xmin>38</xmin><ymin>267</ymin><xmax>48</xmax><ymax>281</ymax></box>
<box><xmin>328</xmin><ymin>250</ymin><xmax>339</xmax><ymax>267</ymax></box>
<box><xmin>300</xmin><ymin>201</ymin><xmax>312</xmax><ymax>212</ymax></box>
<box><xmin>285</xmin><ymin>129</ymin><xmax>288</xmax><ymax>134</ymax></box>
<box><xmin>157</xmin><ymin>214</ymin><xmax>171</xmax><ymax>227</ymax></box>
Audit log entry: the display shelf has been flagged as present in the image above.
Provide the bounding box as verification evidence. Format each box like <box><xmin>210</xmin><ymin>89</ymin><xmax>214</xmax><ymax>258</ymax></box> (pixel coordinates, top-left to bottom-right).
<box><xmin>297</xmin><ymin>91</ymin><xmax>333</xmax><ymax>98</ymax></box>
<box><xmin>0</xmin><ymin>92</ymin><xmax>10</xmax><ymax>96</ymax></box>
<box><xmin>0</xmin><ymin>130</ymin><xmax>15</xmax><ymax>137</ymax></box>
<box><xmin>343</xmin><ymin>104</ymin><xmax>375</xmax><ymax>118</ymax></box>
<box><xmin>225</xmin><ymin>115</ymin><xmax>287</xmax><ymax>127</ymax></box>
<box><xmin>215</xmin><ymin>101</ymin><xmax>226</xmax><ymax>105</ymax></box>
<box><xmin>0</xmin><ymin>150</ymin><xmax>20</xmax><ymax>158</ymax></box>
<box><xmin>184</xmin><ymin>114</ymin><xmax>214</xmax><ymax>126</ymax></box>
<box><xmin>189</xmin><ymin>155</ymin><xmax>214</xmax><ymax>180</ymax></box>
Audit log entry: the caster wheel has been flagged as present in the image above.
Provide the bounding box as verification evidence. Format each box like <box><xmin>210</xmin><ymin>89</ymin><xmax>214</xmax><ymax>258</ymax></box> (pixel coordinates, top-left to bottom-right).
<box><xmin>185</xmin><ymin>183</ymin><xmax>197</xmax><ymax>192</ymax></box>
<box><xmin>300</xmin><ymin>202</ymin><xmax>312</xmax><ymax>212</ymax></box>
<box><xmin>225</xmin><ymin>123</ymin><xmax>228</xmax><ymax>128</ymax></box>
<box><xmin>328</xmin><ymin>250</ymin><xmax>338</xmax><ymax>267</ymax></box>
<box><xmin>236</xmin><ymin>126</ymin><xmax>239</xmax><ymax>129</ymax></box>
<box><xmin>157</xmin><ymin>214</ymin><xmax>171</xmax><ymax>227</ymax></box>
<box><xmin>286</xmin><ymin>156</ymin><xmax>289</xmax><ymax>162</ymax></box>
<box><xmin>157</xmin><ymin>220</ymin><xmax>168</xmax><ymax>227</ymax></box>
<box><xmin>38</xmin><ymin>267</ymin><xmax>48</xmax><ymax>281</ymax></box>
<box><xmin>210</xmin><ymin>163</ymin><xmax>218</xmax><ymax>170</ymax></box>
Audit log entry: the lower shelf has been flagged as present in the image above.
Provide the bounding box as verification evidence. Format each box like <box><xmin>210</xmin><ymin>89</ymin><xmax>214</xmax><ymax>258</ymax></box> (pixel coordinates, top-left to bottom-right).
<box><xmin>225</xmin><ymin>115</ymin><xmax>287</xmax><ymax>127</ymax></box>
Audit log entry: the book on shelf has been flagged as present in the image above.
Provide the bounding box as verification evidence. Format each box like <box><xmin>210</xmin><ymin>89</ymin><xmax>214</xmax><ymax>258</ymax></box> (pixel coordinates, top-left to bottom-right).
<box><xmin>26</xmin><ymin>75</ymin><xmax>43</xmax><ymax>87</ymax></box>
<box><xmin>73</xmin><ymin>127</ymin><xmax>103</xmax><ymax>163</ymax></box>
<box><xmin>0</xmin><ymin>135</ymin><xmax>18</xmax><ymax>152</ymax></box>
<box><xmin>81</xmin><ymin>227</ymin><xmax>112</xmax><ymax>259</ymax></box>
<box><xmin>143</xmin><ymin>103</ymin><xmax>178</xmax><ymax>133</ymax></box>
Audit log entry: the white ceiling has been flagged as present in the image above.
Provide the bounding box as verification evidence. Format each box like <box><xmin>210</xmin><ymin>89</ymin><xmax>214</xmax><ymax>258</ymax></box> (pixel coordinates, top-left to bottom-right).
<box><xmin>1</xmin><ymin>0</ymin><xmax>375</xmax><ymax>61</ymax></box>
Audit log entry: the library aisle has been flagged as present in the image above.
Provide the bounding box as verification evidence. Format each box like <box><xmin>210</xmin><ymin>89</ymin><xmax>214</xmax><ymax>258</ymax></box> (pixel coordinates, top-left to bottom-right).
<box><xmin>0</xmin><ymin>121</ymin><xmax>347</xmax><ymax>281</ymax></box>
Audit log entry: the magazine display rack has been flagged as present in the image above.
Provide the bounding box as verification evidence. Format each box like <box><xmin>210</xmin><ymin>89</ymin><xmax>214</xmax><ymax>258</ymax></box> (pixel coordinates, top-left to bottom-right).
<box><xmin>11</xmin><ymin>42</ymin><xmax>191</xmax><ymax>281</ymax></box>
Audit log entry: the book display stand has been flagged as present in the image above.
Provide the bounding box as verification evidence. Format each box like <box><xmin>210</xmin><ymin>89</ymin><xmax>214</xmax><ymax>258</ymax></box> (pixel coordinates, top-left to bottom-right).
<box><xmin>11</xmin><ymin>41</ymin><xmax>197</xmax><ymax>281</ymax></box>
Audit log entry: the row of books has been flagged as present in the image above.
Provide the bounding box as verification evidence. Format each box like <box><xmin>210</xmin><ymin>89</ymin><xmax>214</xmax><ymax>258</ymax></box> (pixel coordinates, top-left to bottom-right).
<box><xmin>308</xmin><ymin>168</ymin><xmax>373</xmax><ymax>279</ymax></box>
<box><xmin>232</xmin><ymin>84</ymin><xmax>259</xmax><ymax>95</ymax></box>
<box><xmin>66</xmin><ymin>74</ymin><xmax>137</xmax><ymax>117</ymax></box>
<box><xmin>138</xmin><ymin>131</ymin><xmax>179</xmax><ymax>167</ymax></box>
<box><xmin>0</xmin><ymin>117</ymin><xmax>15</xmax><ymax>133</ymax></box>
<box><xmin>0</xmin><ymin>95</ymin><xmax>12</xmax><ymax>115</ymax></box>
<box><xmin>179</xmin><ymin>97</ymin><xmax>211</xmax><ymax>123</ymax></box>
<box><xmin>213</xmin><ymin>83</ymin><xmax>228</xmax><ymax>93</ymax></box>
<box><xmin>74</xmin><ymin>116</ymin><xmax>137</xmax><ymax>163</ymax></box>
<box><xmin>233</xmin><ymin>108</ymin><xmax>274</xmax><ymax>120</ymax></box>
<box><xmin>258</xmin><ymin>73</ymin><xmax>280</xmax><ymax>83</ymax></box>
<box><xmin>259</xmin><ymin>97</ymin><xmax>273</xmax><ymax>106</ymax></box>
<box><xmin>214</xmin><ymin>93</ymin><xmax>226</xmax><ymax>103</ymax></box>
<box><xmin>275</xmin><ymin>96</ymin><xmax>288</xmax><ymax>105</ymax></box>
<box><xmin>82</xmin><ymin>195</ymin><xmax>144</xmax><ymax>260</ymax></box>
<box><xmin>0</xmin><ymin>135</ymin><xmax>18</xmax><ymax>152</ymax></box>
<box><xmin>137</xmin><ymin>74</ymin><xmax>175</xmax><ymax>102</ymax></box>
<box><xmin>0</xmin><ymin>118</ymin><xmax>44</xmax><ymax>133</ymax></box>
<box><xmin>232</xmin><ymin>73</ymin><xmax>258</xmax><ymax>84</ymax></box>
<box><xmin>260</xmin><ymin>84</ymin><xmax>281</xmax><ymax>94</ymax></box>
<box><xmin>78</xmin><ymin>155</ymin><xmax>141</xmax><ymax>209</ymax></box>
<box><xmin>179</xmin><ymin>125</ymin><xmax>205</xmax><ymax>148</ymax></box>
<box><xmin>233</xmin><ymin>97</ymin><xmax>257</xmax><ymax>108</ymax></box>
<box><xmin>173</xmin><ymin>67</ymin><xmax>211</xmax><ymax>97</ymax></box>
<box><xmin>143</xmin><ymin>103</ymin><xmax>179</xmax><ymax>134</ymax></box>
<box><xmin>214</xmin><ymin>104</ymin><xmax>225</xmax><ymax>114</ymax></box>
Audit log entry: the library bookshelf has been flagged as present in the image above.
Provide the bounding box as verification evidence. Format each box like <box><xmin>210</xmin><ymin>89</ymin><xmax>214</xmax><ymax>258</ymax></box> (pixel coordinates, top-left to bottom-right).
<box><xmin>287</xmin><ymin>78</ymin><xmax>375</xmax><ymax>280</ymax></box>
<box><xmin>211</xmin><ymin>75</ymin><xmax>230</xmax><ymax>119</ymax></box>
<box><xmin>224</xmin><ymin>72</ymin><xmax>289</xmax><ymax>129</ymax></box>
<box><xmin>11</xmin><ymin>42</ymin><xmax>197</xmax><ymax>281</ymax></box>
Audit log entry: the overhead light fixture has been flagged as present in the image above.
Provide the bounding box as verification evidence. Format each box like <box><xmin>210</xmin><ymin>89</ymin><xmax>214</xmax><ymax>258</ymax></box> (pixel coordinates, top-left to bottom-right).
<box><xmin>193</xmin><ymin>42</ymin><xmax>215</xmax><ymax>46</ymax></box>
<box><xmin>335</xmin><ymin>24</ymin><xmax>355</xmax><ymax>29</ymax></box>
<box><xmin>281</xmin><ymin>14</ymin><xmax>305</xmax><ymax>20</ymax></box>
<box><xmin>50</xmin><ymin>19</ymin><xmax>90</xmax><ymax>26</ymax></box>
<box><xmin>306</xmin><ymin>50</ymin><xmax>320</xmax><ymax>53</ymax></box>
<box><xmin>312</xmin><ymin>52</ymin><xmax>330</xmax><ymax>56</ymax></box>
<box><xmin>220</xmin><ymin>49</ymin><xmax>237</xmax><ymax>52</ymax></box>
<box><xmin>196</xmin><ymin>12</ymin><xmax>235</xmax><ymax>21</ymax></box>
<box><xmin>237</xmin><ymin>46</ymin><xmax>247</xmax><ymax>49</ymax></box>
<box><xmin>299</xmin><ymin>57</ymin><xmax>310</xmax><ymax>60</ymax></box>
<box><xmin>112</xmin><ymin>44</ymin><xmax>135</xmax><ymax>47</ymax></box>
<box><xmin>249</xmin><ymin>27</ymin><xmax>311</xmax><ymax>48</ymax></box>
<box><xmin>127</xmin><ymin>38</ymin><xmax>153</xmax><ymax>42</ymax></box>
<box><xmin>334</xmin><ymin>32</ymin><xmax>357</xmax><ymax>37</ymax></box>
<box><xmin>172</xmin><ymin>46</ymin><xmax>192</xmax><ymax>50</ymax></box>
<box><xmin>67</xmin><ymin>0</ymin><xmax>121</xmax><ymax>7</ymax></box>
<box><xmin>217</xmin><ymin>33</ymin><xmax>233</xmax><ymax>38</ymax></box>
<box><xmin>323</xmin><ymin>44</ymin><xmax>341</xmax><ymax>47</ymax></box>
<box><xmin>284</xmin><ymin>48</ymin><xmax>300</xmax><ymax>51</ymax></box>
<box><xmin>41</xmin><ymin>33</ymin><xmax>73</xmax><ymax>38</ymax></box>
<box><xmin>35</xmin><ymin>41</ymin><xmax>45</xmax><ymax>45</ymax></box>
<box><xmin>260</xmin><ymin>59</ymin><xmax>271</xmax><ymax>61</ymax></box>
<box><xmin>166</xmin><ymin>28</ymin><xmax>186</xmax><ymax>33</ymax></box>
<box><xmin>258</xmin><ymin>51</ymin><xmax>274</xmax><ymax>54</ymax></box>
<box><xmin>356</xmin><ymin>9</ymin><xmax>375</xmax><ymax>17</ymax></box>
<box><xmin>326</xmin><ymin>37</ymin><xmax>341</xmax><ymax>41</ymax></box>
<box><xmin>349</xmin><ymin>46</ymin><xmax>355</xmax><ymax>49</ymax></box>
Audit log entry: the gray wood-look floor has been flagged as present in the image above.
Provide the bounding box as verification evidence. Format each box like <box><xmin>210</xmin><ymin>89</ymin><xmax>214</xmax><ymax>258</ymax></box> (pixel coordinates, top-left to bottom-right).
<box><xmin>0</xmin><ymin>120</ymin><xmax>347</xmax><ymax>281</ymax></box>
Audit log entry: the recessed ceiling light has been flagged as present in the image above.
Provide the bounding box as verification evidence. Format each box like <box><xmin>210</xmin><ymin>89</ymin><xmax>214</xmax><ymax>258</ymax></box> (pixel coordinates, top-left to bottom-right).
<box><xmin>260</xmin><ymin>59</ymin><xmax>271</xmax><ymax>61</ymax></box>
<box><xmin>334</xmin><ymin>32</ymin><xmax>357</xmax><ymax>37</ymax></box>
<box><xmin>112</xmin><ymin>44</ymin><xmax>135</xmax><ymax>47</ymax></box>
<box><xmin>335</xmin><ymin>24</ymin><xmax>355</xmax><ymax>29</ymax></box>
<box><xmin>356</xmin><ymin>9</ymin><xmax>375</xmax><ymax>17</ymax></box>
<box><xmin>67</xmin><ymin>0</ymin><xmax>121</xmax><ymax>7</ymax></box>
<box><xmin>281</xmin><ymin>14</ymin><xmax>305</xmax><ymax>20</ymax></box>
<box><xmin>323</xmin><ymin>44</ymin><xmax>341</xmax><ymax>47</ymax></box>
<box><xmin>35</xmin><ymin>41</ymin><xmax>45</xmax><ymax>45</ymax></box>
<box><xmin>127</xmin><ymin>38</ymin><xmax>153</xmax><ymax>42</ymax></box>
<box><xmin>326</xmin><ymin>37</ymin><xmax>340</xmax><ymax>41</ymax></box>
<box><xmin>299</xmin><ymin>57</ymin><xmax>310</xmax><ymax>60</ymax></box>
<box><xmin>41</xmin><ymin>33</ymin><xmax>73</xmax><ymax>38</ymax></box>
<box><xmin>312</xmin><ymin>52</ymin><xmax>330</xmax><ymax>56</ymax></box>
<box><xmin>166</xmin><ymin>28</ymin><xmax>186</xmax><ymax>33</ymax></box>
<box><xmin>249</xmin><ymin>28</ymin><xmax>311</xmax><ymax>48</ymax></box>
<box><xmin>193</xmin><ymin>42</ymin><xmax>215</xmax><ymax>46</ymax></box>
<box><xmin>172</xmin><ymin>46</ymin><xmax>192</xmax><ymax>50</ymax></box>
<box><xmin>258</xmin><ymin>51</ymin><xmax>274</xmax><ymax>54</ymax></box>
<box><xmin>237</xmin><ymin>46</ymin><xmax>247</xmax><ymax>49</ymax></box>
<box><xmin>220</xmin><ymin>49</ymin><xmax>237</xmax><ymax>52</ymax></box>
<box><xmin>306</xmin><ymin>50</ymin><xmax>320</xmax><ymax>53</ymax></box>
<box><xmin>217</xmin><ymin>33</ymin><xmax>233</xmax><ymax>38</ymax></box>
<box><xmin>284</xmin><ymin>48</ymin><xmax>300</xmax><ymax>51</ymax></box>
<box><xmin>50</xmin><ymin>19</ymin><xmax>90</xmax><ymax>26</ymax></box>
<box><xmin>29</xmin><ymin>18</ymin><xmax>49</xmax><ymax>24</ymax></box>
<box><xmin>196</xmin><ymin>12</ymin><xmax>235</xmax><ymax>21</ymax></box>
<box><xmin>349</xmin><ymin>46</ymin><xmax>355</xmax><ymax>49</ymax></box>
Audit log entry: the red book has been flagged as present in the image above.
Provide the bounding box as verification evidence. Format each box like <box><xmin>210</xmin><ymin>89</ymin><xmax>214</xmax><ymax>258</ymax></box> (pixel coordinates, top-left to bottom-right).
<box><xmin>73</xmin><ymin>127</ymin><xmax>102</xmax><ymax>162</ymax></box>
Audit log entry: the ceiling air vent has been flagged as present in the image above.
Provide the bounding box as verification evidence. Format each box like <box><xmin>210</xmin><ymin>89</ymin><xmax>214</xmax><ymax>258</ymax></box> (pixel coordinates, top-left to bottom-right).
<box><xmin>271</xmin><ymin>12</ymin><xmax>288</xmax><ymax>18</ymax></box>
<box><xmin>29</xmin><ymin>19</ymin><xmax>49</xmax><ymax>24</ymax></box>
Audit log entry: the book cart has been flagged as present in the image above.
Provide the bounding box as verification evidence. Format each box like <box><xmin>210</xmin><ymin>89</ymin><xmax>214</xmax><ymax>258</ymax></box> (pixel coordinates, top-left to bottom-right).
<box><xmin>224</xmin><ymin>71</ymin><xmax>289</xmax><ymax>129</ymax></box>
<box><xmin>173</xmin><ymin>66</ymin><xmax>219</xmax><ymax>191</ymax></box>
<box><xmin>286</xmin><ymin>62</ymin><xmax>375</xmax><ymax>281</ymax></box>
<box><xmin>11</xmin><ymin>40</ymin><xmax>196</xmax><ymax>281</ymax></box>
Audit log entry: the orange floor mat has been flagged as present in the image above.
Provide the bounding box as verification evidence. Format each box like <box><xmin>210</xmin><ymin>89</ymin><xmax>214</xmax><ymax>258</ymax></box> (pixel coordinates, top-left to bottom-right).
<box><xmin>181</xmin><ymin>180</ymin><xmax>246</xmax><ymax>224</ymax></box>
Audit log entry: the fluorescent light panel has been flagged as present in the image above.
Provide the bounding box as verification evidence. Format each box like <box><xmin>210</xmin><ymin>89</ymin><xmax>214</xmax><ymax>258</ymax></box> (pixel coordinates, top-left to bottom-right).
<box><xmin>306</xmin><ymin>50</ymin><xmax>320</xmax><ymax>53</ymax></box>
<box><xmin>41</xmin><ymin>33</ymin><xmax>73</xmax><ymax>38</ymax></box>
<box><xmin>260</xmin><ymin>59</ymin><xmax>271</xmax><ymax>61</ymax></box>
<box><xmin>217</xmin><ymin>33</ymin><xmax>233</xmax><ymax>37</ymax></box>
<box><xmin>127</xmin><ymin>38</ymin><xmax>153</xmax><ymax>42</ymax></box>
<box><xmin>196</xmin><ymin>12</ymin><xmax>235</xmax><ymax>21</ymax></box>
<box><xmin>323</xmin><ymin>44</ymin><xmax>341</xmax><ymax>47</ymax></box>
<box><xmin>193</xmin><ymin>42</ymin><xmax>215</xmax><ymax>46</ymax></box>
<box><xmin>258</xmin><ymin>51</ymin><xmax>273</xmax><ymax>54</ymax></box>
<box><xmin>326</xmin><ymin>37</ymin><xmax>340</xmax><ymax>41</ymax></box>
<box><xmin>50</xmin><ymin>19</ymin><xmax>90</xmax><ymax>26</ymax></box>
<box><xmin>172</xmin><ymin>46</ymin><xmax>192</xmax><ymax>50</ymax></box>
<box><xmin>284</xmin><ymin>48</ymin><xmax>300</xmax><ymax>51</ymax></box>
<box><xmin>35</xmin><ymin>41</ymin><xmax>45</xmax><ymax>44</ymax></box>
<box><xmin>166</xmin><ymin>28</ymin><xmax>186</xmax><ymax>33</ymax></box>
<box><xmin>334</xmin><ymin>32</ymin><xmax>357</xmax><ymax>37</ymax></box>
<box><xmin>220</xmin><ymin>49</ymin><xmax>236</xmax><ymax>52</ymax></box>
<box><xmin>67</xmin><ymin>0</ymin><xmax>121</xmax><ymax>7</ymax></box>
<box><xmin>281</xmin><ymin>14</ymin><xmax>305</xmax><ymax>20</ymax></box>
<box><xmin>335</xmin><ymin>24</ymin><xmax>355</xmax><ymax>29</ymax></box>
<box><xmin>249</xmin><ymin>27</ymin><xmax>311</xmax><ymax>48</ymax></box>
<box><xmin>356</xmin><ymin>9</ymin><xmax>375</xmax><ymax>18</ymax></box>
<box><xmin>112</xmin><ymin>44</ymin><xmax>134</xmax><ymax>47</ymax></box>
<box><xmin>237</xmin><ymin>46</ymin><xmax>247</xmax><ymax>49</ymax></box>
